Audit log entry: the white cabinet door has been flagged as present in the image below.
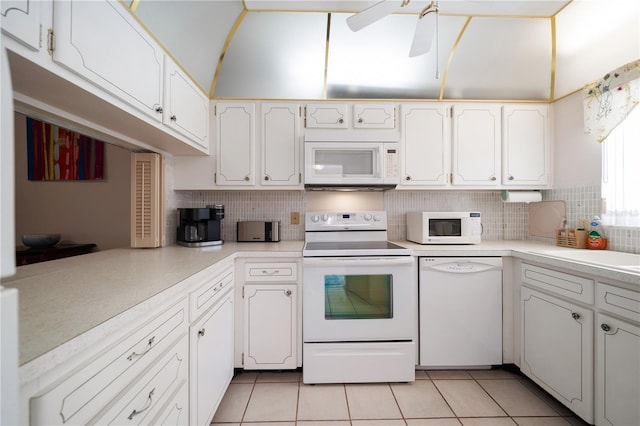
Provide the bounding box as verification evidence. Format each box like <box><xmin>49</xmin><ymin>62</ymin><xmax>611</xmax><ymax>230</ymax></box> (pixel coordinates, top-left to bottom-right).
<box><xmin>520</xmin><ymin>287</ymin><xmax>593</xmax><ymax>423</ymax></box>
<box><xmin>502</xmin><ymin>104</ymin><xmax>549</xmax><ymax>187</ymax></box>
<box><xmin>596</xmin><ymin>314</ymin><xmax>640</xmax><ymax>426</ymax></box>
<box><xmin>52</xmin><ymin>0</ymin><xmax>163</xmax><ymax>121</ymax></box>
<box><xmin>163</xmin><ymin>57</ymin><xmax>209</xmax><ymax>151</ymax></box>
<box><xmin>261</xmin><ymin>103</ymin><xmax>301</xmax><ymax>187</ymax></box>
<box><xmin>353</xmin><ymin>104</ymin><xmax>396</xmax><ymax>129</ymax></box>
<box><xmin>399</xmin><ymin>104</ymin><xmax>450</xmax><ymax>187</ymax></box>
<box><xmin>305</xmin><ymin>103</ymin><xmax>348</xmax><ymax>128</ymax></box>
<box><xmin>244</xmin><ymin>284</ymin><xmax>297</xmax><ymax>370</ymax></box>
<box><xmin>190</xmin><ymin>290</ymin><xmax>234</xmax><ymax>426</ymax></box>
<box><xmin>215</xmin><ymin>103</ymin><xmax>255</xmax><ymax>186</ymax></box>
<box><xmin>1</xmin><ymin>0</ymin><xmax>42</xmax><ymax>51</ymax></box>
<box><xmin>452</xmin><ymin>104</ymin><xmax>501</xmax><ymax>187</ymax></box>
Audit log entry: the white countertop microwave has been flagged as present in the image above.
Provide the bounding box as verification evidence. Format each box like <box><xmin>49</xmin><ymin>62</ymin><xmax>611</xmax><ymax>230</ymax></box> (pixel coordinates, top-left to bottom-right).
<box><xmin>303</xmin><ymin>136</ymin><xmax>400</xmax><ymax>189</ymax></box>
<box><xmin>407</xmin><ymin>212</ymin><xmax>482</xmax><ymax>244</ymax></box>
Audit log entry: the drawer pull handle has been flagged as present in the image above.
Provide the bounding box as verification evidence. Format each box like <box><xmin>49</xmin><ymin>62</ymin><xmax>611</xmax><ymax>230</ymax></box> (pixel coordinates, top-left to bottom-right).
<box><xmin>128</xmin><ymin>388</ymin><xmax>155</xmax><ymax>420</ymax></box>
<box><xmin>198</xmin><ymin>328</ymin><xmax>206</xmax><ymax>337</ymax></box>
<box><xmin>127</xmin><ymin>336</ymin><xmax>155</xmax><ymax>361</ymax></box>
<box><xmin>262</xmin><ymin>270</ymin><xmax>280</xmax><ymax>275</ymax></box>
<box><xmin>601</xmin><ymin>323</ymin><xmax>611</xmax><ymax>332</ymax></box>
<box><xmin>571</xmin><ymin>312</ymin><xmax>581</xmax><ymax>320</ymax></box>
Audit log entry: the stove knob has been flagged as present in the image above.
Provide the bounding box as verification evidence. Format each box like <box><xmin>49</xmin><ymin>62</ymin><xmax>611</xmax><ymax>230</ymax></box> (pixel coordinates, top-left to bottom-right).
<box><xmin>321</xmin><ymin>214</ymin><xmax>329</xmax><ymax>222</ymax></box>
<box><xmin>311</xmin><ymin>215</ymin><xmax>320</xmax><ymax>223</ymax></box>
<box><xmin>373</xmin><ymin>214</ymin><xmax>382</xmax><ymax>221</ymax></box>
<box><xmin>363</xmin><ymin>213</ymin><xmax>372</xmax><ymax>221</ymax></box>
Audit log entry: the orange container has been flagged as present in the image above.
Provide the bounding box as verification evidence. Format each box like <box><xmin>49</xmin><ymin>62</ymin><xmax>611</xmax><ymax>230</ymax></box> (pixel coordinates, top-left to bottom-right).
<box><xmin>588</xmin><ymin>237</ymin><xmax>608</xmax><ymax>250</ymax></box>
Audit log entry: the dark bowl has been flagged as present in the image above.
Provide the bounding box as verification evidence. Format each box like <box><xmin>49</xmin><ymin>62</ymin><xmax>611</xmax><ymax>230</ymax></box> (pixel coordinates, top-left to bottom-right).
<box><xmin>22</xmin><ymin>234</ymin><xmax>61</xmax><ymax>249</ymax></box>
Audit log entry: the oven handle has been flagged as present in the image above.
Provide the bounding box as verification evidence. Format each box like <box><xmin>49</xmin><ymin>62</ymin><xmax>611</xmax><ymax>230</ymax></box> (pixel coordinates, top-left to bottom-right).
<box><xmin>303</xmin><ymin>257</ymin><xmax>415</xmax><ymax>267</ymax></box>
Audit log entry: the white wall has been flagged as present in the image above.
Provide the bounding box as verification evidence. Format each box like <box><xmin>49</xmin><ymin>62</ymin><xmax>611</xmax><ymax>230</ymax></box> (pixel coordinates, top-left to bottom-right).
<box><xmin>552</xmin><ymin>91</ymin><xmax>602</xmax><ymax>187</ymax></box>
<box><xmin>13</xmin><ymin>113</ymin><xmax>131</xmax><ymax>250</ymax></box>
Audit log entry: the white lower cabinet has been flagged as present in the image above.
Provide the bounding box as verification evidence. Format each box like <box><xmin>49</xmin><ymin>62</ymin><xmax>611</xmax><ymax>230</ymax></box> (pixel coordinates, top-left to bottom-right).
<box><xmin>90</xmin><ymin>334</ymin><xmax>189</xmax><ymax>425</ymax></box>
<box><xmin>189</xmin><ymin>270</ymin><xmax>235</xmax><ymax>426</ymax></box>
<box><xmin>520</xmin><ymin>285</ymin><xmax>593</xmax><ymax>423</ymax></box>
<box><xmin>152</xmin><ymin>380</ymin><xmax>189</xmax><ymax>426</ymax></box>
<box><xmin>30</xmin><ymin>299</ymin><xmax>188</xmax><ymax>425</ymax></box>
<box><xmin>595</xmin><ymin>282</ymin><xmax>640</xmax><ymax>426</ymax></box>
<box><xmin>243</xmin><ymin>284</ymin><xmax>297</xmax><ymax>369</ymax></box>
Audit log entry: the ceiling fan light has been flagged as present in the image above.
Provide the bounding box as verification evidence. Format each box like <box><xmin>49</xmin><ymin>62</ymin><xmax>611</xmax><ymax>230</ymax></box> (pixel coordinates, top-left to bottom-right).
<box><xmin>409</xmin><ymin>9</ymin><xmax>437</xmax><ymax>57</ymax></box>
<box><xmin>346</xmin><ymin>0</ymin><xmax>408</xmax><ymax>32</ymax></box>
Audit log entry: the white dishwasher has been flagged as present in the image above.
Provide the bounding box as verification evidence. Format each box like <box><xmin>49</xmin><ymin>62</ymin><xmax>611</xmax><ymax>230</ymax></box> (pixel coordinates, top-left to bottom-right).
<box><xmin>419</xmin><ymin>257</ymin><xmax>503</xmax><ymax>368</ymax></box>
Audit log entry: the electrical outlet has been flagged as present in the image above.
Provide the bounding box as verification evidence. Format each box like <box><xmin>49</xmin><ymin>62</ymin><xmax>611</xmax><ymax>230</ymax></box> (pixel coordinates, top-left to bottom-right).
<box><xmin>291</xmin><ymin>212</ymin><xmax>300</xmax><ymax>225</ymax></box>
<box><xmin>578</xmin><ymin>218</ymin><xmax>589</xmax><ymax>229</ymax></box>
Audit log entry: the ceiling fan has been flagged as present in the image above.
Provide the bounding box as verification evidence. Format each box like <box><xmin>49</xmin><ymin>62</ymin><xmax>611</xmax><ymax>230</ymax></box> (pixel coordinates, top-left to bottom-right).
<box><xmin>346</xmin><ymin>0</ymin><xmax>440</xmax><ymax>57</ymax></box>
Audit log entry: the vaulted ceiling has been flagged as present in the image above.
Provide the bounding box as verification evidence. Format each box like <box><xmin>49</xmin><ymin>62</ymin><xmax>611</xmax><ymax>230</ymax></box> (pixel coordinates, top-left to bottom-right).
<box><xmin>130</xmin><ymin>0</ymin><xmax>640</xmax><ymax>101</ymax></box>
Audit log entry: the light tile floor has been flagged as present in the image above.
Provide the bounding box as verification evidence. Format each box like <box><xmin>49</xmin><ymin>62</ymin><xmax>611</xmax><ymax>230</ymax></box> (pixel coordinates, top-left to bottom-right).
<box><xmin>211</xmin><ymin>369</ymin><xmax>591</xmax><ymax>426</ymax></box>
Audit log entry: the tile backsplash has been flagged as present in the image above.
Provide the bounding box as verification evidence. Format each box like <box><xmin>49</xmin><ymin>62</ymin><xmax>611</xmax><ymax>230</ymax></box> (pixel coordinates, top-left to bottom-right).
<box><xmin>171</xmin><ymin>184</ymin><xmax>639</xmax><ymax>254</ymax></box>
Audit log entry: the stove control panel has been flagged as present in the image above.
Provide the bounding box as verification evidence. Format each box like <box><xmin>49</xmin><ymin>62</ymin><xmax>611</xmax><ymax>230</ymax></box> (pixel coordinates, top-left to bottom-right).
<box><xmin>305</xmin><ymin>211</ymin><xmax>387</xmax><ymax>231</ymax></box>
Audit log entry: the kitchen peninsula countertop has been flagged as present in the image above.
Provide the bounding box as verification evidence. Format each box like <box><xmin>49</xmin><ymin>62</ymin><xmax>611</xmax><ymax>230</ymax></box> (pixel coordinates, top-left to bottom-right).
<box><xmin>3</xmin><ymin>239</ymin><xmax>638</xmax><ymax>384</ymax></box>
<box><xmin>2</xmin><ymin>241</ymin><xmax>303</xmax><ymax>377</ymax></box>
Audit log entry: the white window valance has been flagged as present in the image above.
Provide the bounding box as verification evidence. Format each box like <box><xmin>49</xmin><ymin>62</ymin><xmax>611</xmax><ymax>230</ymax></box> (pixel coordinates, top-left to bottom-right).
<box><xmin>583</xmin><ymin>59</ymin><xmax>640</xmax><ymax>142</ymax></box>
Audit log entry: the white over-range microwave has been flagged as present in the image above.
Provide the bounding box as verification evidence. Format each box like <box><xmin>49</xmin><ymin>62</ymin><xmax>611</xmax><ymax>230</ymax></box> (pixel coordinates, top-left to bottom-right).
<box><xmin>303</xmin><ymin>137</ymin><xmax>400</xmax><ymax>190</ymax></box>
<box><xmin>407</xmin><ymin>212</ymin><xmax>482</xmax><ymax>244</ymax></box>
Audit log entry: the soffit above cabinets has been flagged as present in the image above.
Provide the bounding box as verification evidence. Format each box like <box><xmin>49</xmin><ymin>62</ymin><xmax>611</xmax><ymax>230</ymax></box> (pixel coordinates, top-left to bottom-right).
<box><xmin>131</xmin><ymin>0</ymin><xmax>639</xmax><ymax>101</ymax></box>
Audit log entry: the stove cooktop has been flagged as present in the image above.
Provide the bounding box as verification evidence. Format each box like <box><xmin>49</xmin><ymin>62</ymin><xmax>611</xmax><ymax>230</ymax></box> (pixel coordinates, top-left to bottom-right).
<box><xmin>303</xmin><ymin>241</ymin><xmax>411</xmax><ymax>257</ymax></box>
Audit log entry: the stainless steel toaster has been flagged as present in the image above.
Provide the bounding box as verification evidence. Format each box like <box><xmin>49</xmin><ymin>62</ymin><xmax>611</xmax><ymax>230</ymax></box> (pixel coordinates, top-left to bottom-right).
<box><xmin>237</xmin><ymin>221</ymin><xmax>280</xmax><ymax>242</ymax></box>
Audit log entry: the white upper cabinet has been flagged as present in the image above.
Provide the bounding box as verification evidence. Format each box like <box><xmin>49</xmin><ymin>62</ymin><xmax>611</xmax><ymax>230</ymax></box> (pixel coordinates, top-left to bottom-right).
<box><xmin>502</xmin><ymin>104</ymin><xmax>550</xmax><ymax>187</ymax></box>
<box><xmin>261</xmin><ymin>103</ymin><xmax>302</xmax><ymax>187</ymax></box>
<box><xmin>305</xmin><ymin>103</ymin><xmax>348</xmax><ymax>128</ymax></box>
<box><xmin>305</xmin><ymin>103</ymin><xmax>395</xmax><ymax>129</ymax></box>
<box><xmin>215</xmin><ymin>103</ymin><xmax>255</xmax><ymax>186</ymax></box>
<box><xmin>399</xmin><ymin>104</ymin><xmax>450</xmax><ymax>187</ymax></box>
<box><xmin>452</xmin><ymin>104</ymin><xmax>502</xmax><ymax>187</ymax></box>
<box><xmin>163</xmin><ymin>57</ymin><xmax>209</xmax><ymax>151</ymax></box>
<box><xmin>52</xmin><ymin>0</ymin><xmax>164</xmax><ymax>122</ymax></box>
<box><xmin>1</xmin><ymin>0</ymin><xmax>43</xmax><ymax>51</ymax></box>
<box><xmin>353</xmin><ymin>104</ymin><xmax>396</xmax><ymax>129</ymax></box>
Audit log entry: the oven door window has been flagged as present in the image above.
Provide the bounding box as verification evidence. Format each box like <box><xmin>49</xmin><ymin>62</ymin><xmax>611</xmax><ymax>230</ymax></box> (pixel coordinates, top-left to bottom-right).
<box><xmin>324</xmin><ymin>274</ymin><xmax>392</xmax><ymax>319</ymax></box>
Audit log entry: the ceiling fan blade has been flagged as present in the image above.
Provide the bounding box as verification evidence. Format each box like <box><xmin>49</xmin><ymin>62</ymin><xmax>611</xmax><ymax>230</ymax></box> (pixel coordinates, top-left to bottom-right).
<box><xmin>409</xmin><ymin>10</ymin><xmax>437</xmax><ymax>57</ymax></box>
<box><xmin>347</xmin><ymin>0</ymin><xmax>405</xmax><ymax>32</ymax></box>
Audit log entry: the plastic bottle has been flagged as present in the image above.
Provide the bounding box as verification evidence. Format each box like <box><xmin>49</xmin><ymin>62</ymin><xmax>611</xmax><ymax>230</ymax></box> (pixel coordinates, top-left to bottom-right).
<box><xmin>587</xmin><ymin>216</ymin><xmax>608</xmax><ymax>250</ymax></box>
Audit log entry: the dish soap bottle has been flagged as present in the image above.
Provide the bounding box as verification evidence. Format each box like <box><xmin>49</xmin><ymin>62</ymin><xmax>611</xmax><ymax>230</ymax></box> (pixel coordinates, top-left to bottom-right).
<box><xmin>588</xmin><ymin>216</ymin><xmax>608</xmax><ymax>250</ymax></box>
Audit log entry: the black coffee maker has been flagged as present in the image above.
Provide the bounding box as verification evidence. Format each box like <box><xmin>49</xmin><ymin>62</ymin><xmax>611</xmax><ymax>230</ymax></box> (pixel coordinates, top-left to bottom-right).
<box><xmin>177</xmin><ymin>205</ymin><xmax>224</xmax><ymax>247</ymax></box>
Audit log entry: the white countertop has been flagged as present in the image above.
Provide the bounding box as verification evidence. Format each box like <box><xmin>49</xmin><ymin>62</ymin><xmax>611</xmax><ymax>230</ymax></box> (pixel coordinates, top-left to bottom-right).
<box><xmin>2</xmin><ymin>239</ymin><xmax>637</xmax><ymax>383</ymax></box>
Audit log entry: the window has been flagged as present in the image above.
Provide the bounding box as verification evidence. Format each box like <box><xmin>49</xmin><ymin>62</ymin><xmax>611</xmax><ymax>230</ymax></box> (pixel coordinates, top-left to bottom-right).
<box><xmin>602</xmin><ymin>105</ymin><xmax>640</xmax><ymax>227</ymax></box>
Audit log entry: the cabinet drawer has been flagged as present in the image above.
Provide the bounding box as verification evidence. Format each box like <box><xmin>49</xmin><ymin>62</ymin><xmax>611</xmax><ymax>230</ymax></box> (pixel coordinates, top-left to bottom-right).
<box><xmin>244</xmin><ymin>262</ymin><xmax>298</xmax><ymax>282</ymax></box>
<box><xmin>521</xmin><ymin>263</ymin><xmax>594</xmax><ymax>304</ymax></box>
<box><xmin>90</xmin><ymin>334</ymin><xmax>189</xmax><ymax>425</ymax></box>
<box><xmin>190</xmin><ymin>267</ymin><xmax>234</xmax><ymax>321</ymax></box>
<box><xmin>597</xmin><ymin>283</ymin><xmax>640</xmax><ymax>323</ymax></box>
<box><xmin>152</xmin><ymin>380</ymin><xmax>188</xmax><ymax>426</ymax></box>
<box><xmin>31</xmin><ymin>299</ymin><xmax>188</xmax><ymax>425</ymax></box>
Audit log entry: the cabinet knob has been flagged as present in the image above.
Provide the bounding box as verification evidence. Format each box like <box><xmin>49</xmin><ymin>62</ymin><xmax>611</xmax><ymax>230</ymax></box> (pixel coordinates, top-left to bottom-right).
<box><xmin>264</xmin><ymin>176</ymin><xmax>270</xmax><ymax>181</ymax></box>
<box><xmin>405</xmin><ymin>176</ymin><xmax>411</xmax><ymax>181</ymax></box>
<box><xmin>198</xmin><ymin>328</ymin><xmax>206</xmax><ymax>337</ymax></box>
<box><xmin>601</xmin><ymin>324</ymin><xmax>611</xmax><ymax>332</ymax></box>
<box><xmin>285</xmin><ymin>290</ymin><xmax>292</xmax><ymax>296</ymax></box>
<box><xmin>489</xmin><ymin>176</ymin><xmax>496</xmax><ymax>181</ymax></box>
<box><xmin>244</xmin><ymin>176</ymin><xmax>250</xmax><ymax>181</ymax></box>
<box><xmin>508</xmin><ymin>175</ymin><xmax>514</xmax><ymax>181</ymax></box>
<box><xmin>170</xmin><ymin>115</ymin><xmax>177</xmax><ymax>121</ymax></box>
<box><xmin>358</xmin><ymin>118</ymin><xmax>363</xmax><ymax>123</ymax></box>
<box><xmin>155</xmin><ymin>106</ymin><xmax>163</xmax><ymax>114</ymax></box>
<box><xmin>338</xmin><ymin>118</ymin><xmax>344</xmax><ymax>124</ymax></box>
<box><xmin>571</xmin><ymin>312</ymin><xmax>581</xmax><ymax>320</ymax></box>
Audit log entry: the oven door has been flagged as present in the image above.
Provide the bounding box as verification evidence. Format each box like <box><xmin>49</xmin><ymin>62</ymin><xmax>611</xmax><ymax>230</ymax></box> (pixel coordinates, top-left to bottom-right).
<box><xmin>303</xmin><ymin>256</ymin><xmax>416</xmax><ymax>342</ymax></box>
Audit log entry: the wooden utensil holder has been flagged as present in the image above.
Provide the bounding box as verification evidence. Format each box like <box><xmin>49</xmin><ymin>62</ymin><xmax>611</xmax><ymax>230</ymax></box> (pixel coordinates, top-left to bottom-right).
<box><xmin>556</xmin><ymin>229</ymin><xmax>588</xmax><ymax>248</ymax></box>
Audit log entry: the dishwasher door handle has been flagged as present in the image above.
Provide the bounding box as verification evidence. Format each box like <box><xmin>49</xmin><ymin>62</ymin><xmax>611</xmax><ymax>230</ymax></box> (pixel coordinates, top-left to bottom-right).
<box><xmin>426</xmin><ymin>262</ymin><xmax>502</xmax><ymax>273</ymax></box>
